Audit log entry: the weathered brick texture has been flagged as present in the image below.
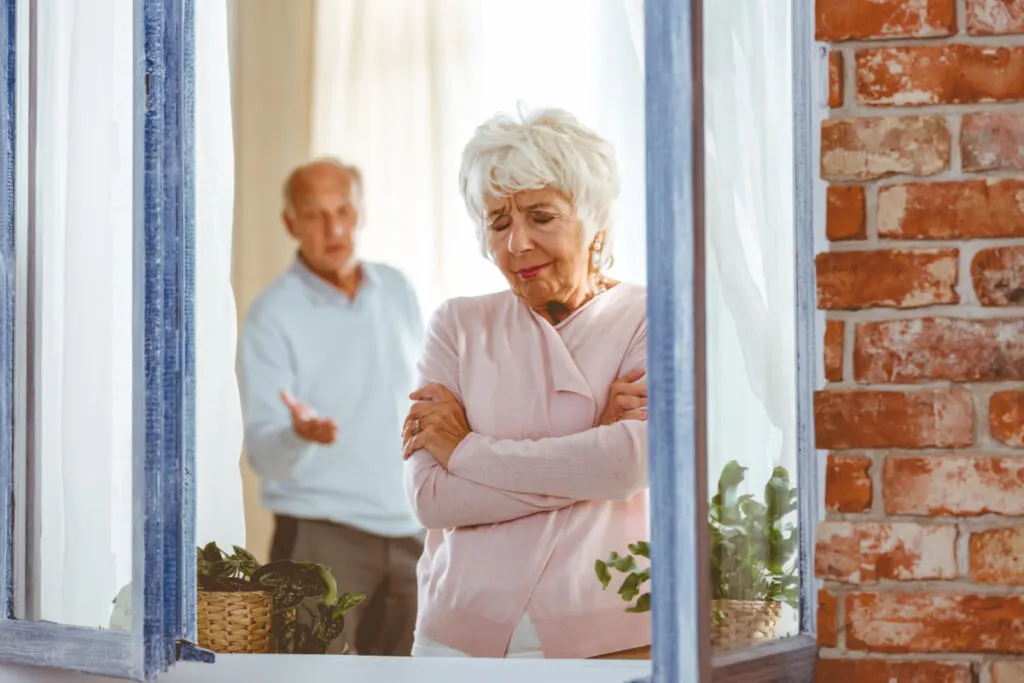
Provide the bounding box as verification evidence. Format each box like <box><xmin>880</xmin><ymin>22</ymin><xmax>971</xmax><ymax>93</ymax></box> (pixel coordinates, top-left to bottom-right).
<box><xmin>967</xmin><ymin>0</ymin><xmax>1024</xmax><ymax>35</ymax></box>
<box><xmin>815</xmin><ymin>389</ymin><xmax>973</xmax><ymax>450</ymax></box>
<box><xmin>821</xmin><ymin>116</ymin><xmax>951</xmax><ymax>180</ymax></box>
<box><xmin>816</xmin><ymin>0</ymin><xmax>956</xmax><ymax>41</ymax></box>
<box><xmin>825</xmin><ymin>454</ymin><xmax>871</xmax><ymax>512</ymax></box>
<box><xmin>877</xmin><ymin>180</ymin><xmax>1024</xmax><ymax>240</ymax></box>
<box><xmin>826</xmin><ymin>186</ymin><xmax>865</xmax><ymax>241</ymax></box>
<box><xmin>815</xmin><ymin>249</ymin><xmax>958</xmax><ymax>310</ymax></box>
<box><xmin>815</xmin><ymin>1</ymin><xmax>1024</xmax><ymax>676</ymax></box>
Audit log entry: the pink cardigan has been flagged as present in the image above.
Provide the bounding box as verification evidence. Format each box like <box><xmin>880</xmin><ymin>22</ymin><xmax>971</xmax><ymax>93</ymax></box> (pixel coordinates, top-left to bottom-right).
<box><xmin>404</xmin><ymin>283</ymin><xmax>651</xmax><ymax>659</ymax></box>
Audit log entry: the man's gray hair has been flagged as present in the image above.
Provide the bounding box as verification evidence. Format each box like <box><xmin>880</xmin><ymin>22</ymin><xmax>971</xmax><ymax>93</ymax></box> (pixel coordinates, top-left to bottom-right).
<box><xmin>282</xmin><ymin>157</ymin><xmax>364</xmax><ymax>216</ymax></box>
<box><xmin>458</xmin><ymin>106</ymin><xmax>621</xmax><ymax>260</ymax></box>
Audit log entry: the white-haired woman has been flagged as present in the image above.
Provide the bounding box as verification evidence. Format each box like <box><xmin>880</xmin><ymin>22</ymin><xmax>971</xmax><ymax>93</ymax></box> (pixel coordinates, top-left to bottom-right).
<box><xmin>401</xmin><ymin>108</ymin><xmax>650</xmax><ymax>659</ymax></box>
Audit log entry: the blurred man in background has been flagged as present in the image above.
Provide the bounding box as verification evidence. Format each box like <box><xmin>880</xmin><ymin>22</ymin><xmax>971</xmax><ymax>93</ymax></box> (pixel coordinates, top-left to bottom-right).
<box><xmin>239</xmin><ymin>158</ymin><xmax>424</xmax><ymax>656</ymax></box>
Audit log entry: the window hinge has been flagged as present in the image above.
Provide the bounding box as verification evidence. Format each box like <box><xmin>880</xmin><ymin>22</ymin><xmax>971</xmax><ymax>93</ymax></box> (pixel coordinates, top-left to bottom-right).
<box><xmin>176</xmin><ymin>640</ymin><xmax>215</xmax><ymax>664</ymax></box>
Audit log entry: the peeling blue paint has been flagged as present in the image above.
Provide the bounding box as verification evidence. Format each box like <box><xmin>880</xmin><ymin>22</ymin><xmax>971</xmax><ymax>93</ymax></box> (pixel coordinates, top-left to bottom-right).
<box><xmin>139</xmin><ymin>0</ymin><xmax>195</xmax><ymax>678</ymax></box>
<box><xmin>0</xmin><ymin>0</ymin><xmax>15</xmax><ymax>626</ymax></box>
<box><xmin>0</xmin><ymin>0</ymin><xmax>194</xmax><ymax>679</ymax></box>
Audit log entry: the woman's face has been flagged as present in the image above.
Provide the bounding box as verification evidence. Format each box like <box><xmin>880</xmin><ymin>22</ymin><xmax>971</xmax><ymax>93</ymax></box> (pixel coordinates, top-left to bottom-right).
<box><xmin>484</xmin><ymin>187</ymin><xmax>593</xmax><ymax>310</ymax></box>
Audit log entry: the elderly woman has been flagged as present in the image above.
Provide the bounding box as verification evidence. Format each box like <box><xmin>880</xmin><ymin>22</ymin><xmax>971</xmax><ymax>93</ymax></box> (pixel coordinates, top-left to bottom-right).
<box><xmin>401</xmin><ymin>108</ymin><xmax>649</xmax><ymax>659</ymax></box>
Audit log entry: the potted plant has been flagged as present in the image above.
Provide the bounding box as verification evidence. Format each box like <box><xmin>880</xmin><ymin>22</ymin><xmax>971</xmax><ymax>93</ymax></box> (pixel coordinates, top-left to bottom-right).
<box><xmin>196</xmin><ymin>542</ymin><xmax>365</xmax><ymax>654</ymax></box>
<box><xmin>595</xmin><ymin>460</ymin><xmax>799</xmax><ymax>651</ymax></box>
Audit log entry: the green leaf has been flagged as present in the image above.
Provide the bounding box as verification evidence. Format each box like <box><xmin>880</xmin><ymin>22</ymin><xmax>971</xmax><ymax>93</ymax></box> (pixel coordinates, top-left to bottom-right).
<box><xmin>739</xmin><ymin>499</ymin><xmax>767</xmax><ymax>519</ymax></box>
<box><xmin>314</xmin><ymin>602</ymin><xmax>347</xmax><ymax>644</ymax></box>
<box><xmin>199</xmin><ymin>542</ymin><xmax>224</xmax><ymax>565</ymax></box>
<box><xmin>605</xmin><ymin>551</ymin><xmax>637</xmax><ymax>573</ymax></box>
<box><xmin>618</xmin><ymin>573</ymin><xmax>643</xmax><ymax>602</ymax></box>
<box><xmin>626</xmin><ymin>593</ymin><xmax>650</xmax><ymax>613</ymax></box>
<box><xmin>271</xmin><ymin>584</ymin><xmax>309</xmax><ymax>612</ymax></box>
<box><xmin>627</xmin><ymin>541</ymin><xmax>650</xmax><ymax>559</ymax></box>
<box><xmin>332</xmin><ymin>592</ymin><xmax>366</xmax><ymax>616</ymax></box>
<box><xmin>595</xmin><ymin>560</ymin><xmax>612</xmax><ymax>589</ymax></box>
<box><xmin>231</xmin><ymin>546</ymin><xmax>261</xmax><ymax>577</ymax></box>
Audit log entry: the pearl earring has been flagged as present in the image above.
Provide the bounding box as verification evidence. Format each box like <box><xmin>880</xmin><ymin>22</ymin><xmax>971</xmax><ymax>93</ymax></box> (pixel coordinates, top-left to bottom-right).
<box><xmin>591</xmin><ymin>249</ymin><xmax>602</xmax><ymax>271</ymax></box>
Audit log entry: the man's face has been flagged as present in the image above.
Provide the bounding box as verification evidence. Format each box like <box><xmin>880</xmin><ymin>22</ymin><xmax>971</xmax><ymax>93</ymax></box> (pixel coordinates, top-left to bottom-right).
<box><xmin>283</xmin><ymin>163</ymin><xmax>360</xmax><ymax>275</ymax></box>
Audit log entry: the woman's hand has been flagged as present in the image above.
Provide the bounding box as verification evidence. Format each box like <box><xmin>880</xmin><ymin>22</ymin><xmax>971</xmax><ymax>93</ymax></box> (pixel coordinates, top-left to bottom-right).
<box><xmin>402</xmin><ymin>383</ymin><xmax>470</xmax><ymax>468</ymax></box>
<box><xmin>599</xmin><ymin>370</ymin><xmax>648</xmax><ymax>425</ymax></box>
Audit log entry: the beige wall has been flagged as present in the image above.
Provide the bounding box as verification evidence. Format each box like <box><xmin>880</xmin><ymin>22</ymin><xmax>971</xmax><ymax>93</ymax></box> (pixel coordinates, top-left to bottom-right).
<box><xmin>231</xmin><ymin>0</ymin><xmax>315</xmax><ymax>561</ymax></box>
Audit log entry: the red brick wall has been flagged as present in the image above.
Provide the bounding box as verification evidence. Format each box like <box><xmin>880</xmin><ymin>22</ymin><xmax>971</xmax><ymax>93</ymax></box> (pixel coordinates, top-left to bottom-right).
<box><xmin>813</xmin><ymin>1</ymin><xmax>1024</xmax><ymax>681</ymax></box>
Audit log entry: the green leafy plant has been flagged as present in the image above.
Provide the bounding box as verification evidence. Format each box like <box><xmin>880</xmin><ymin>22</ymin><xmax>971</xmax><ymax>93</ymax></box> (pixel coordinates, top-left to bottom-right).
<box><xmin>594</xmin><ymin>541</ymin><xmax>650</xmax><ymax>613</ymax></box>
<box><xmin>595</xmin><ymin>461</ymin><xmax>800</xmax><ymax>616</ymax></box>
<box><xmin>197</xmin><ymin>541</ymin><xmax>366</xmax><ymax>654</ymax></box>
<box><xmin>709</xmin><ymin>461</ymin><xmax>799</xmax><ymax>609</ymax></box>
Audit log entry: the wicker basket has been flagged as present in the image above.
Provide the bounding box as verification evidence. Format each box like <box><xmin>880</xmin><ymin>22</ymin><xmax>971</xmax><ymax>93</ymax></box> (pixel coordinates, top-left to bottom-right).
<box><xmin>197</xmin><ymin>590</ymin><xmax>274</xmax><ymax>654</ymax></box>
<box><xmin>711</xmin><ymin>599</ymin><xmax>782</xmax><ymax>650</ymax></box>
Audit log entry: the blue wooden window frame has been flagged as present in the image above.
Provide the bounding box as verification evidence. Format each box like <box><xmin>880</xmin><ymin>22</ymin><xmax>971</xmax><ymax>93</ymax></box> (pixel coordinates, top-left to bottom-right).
<box><xmin>0</xmin><ymin>0</ymin><xmax>195</xmax><ymax>679</ymax></box>
<box><xmin>0</xmin><ymin>0</ymin><xmax>820</xmax><ymax>681</ymax></box>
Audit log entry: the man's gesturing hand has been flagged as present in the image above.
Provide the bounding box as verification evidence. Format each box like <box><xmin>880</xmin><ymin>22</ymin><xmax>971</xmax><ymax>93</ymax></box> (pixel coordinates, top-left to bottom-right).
<box><xmin>280</xmin><ymin>390</ymin><xmax>338</xmax><ymax>445</ymax></box>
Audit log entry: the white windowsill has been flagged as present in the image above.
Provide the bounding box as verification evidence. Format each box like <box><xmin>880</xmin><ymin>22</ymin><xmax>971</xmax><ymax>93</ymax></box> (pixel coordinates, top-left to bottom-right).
<box><xmin>1</xmin><ymin>656</ymin><xmax>651</xmax><ymax>683</ymax></box>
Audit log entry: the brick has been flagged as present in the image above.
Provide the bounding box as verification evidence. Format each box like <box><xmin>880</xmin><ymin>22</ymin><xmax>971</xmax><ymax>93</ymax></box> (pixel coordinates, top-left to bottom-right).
<box><xmin>826</xmin><ymin>186</ymin><xmax>866</xmax><ymax>241</ymax></box>
<box><xmin>991</xmin><ymin>391</ymin><xmax>1024</xmax><ymax>447</ymax></box>
<box><xmin>814</xmin><ymin>659</ymin><xmax>971</xmax><ymax>683</ymax></box>
<box><xmin>968</xmin><ymin>0</ymin><xmax>1024</xmax><ymax>35</ymax></box>
<box><xmin>992</xmin><ymin>661</ymin><xmax>1024</xmax><ymax>683</ymax></box>
<box><xmin>962</xmin><ymin>112</ymin><xmax>1024</xmax><ymax>172</ymax></box>
<box><xmin>822</xmin><ymin>116</ymin><xmax>951</xmax><ymax>181</ymax></box>
<box><xmin>855</xmin><ymin>318</ymin><xmax>1024</xmax><ymax>383</ymax></box>
<box><xmin>878</xmin><ymin>180</ymin><xmax>1024</xmax><ymax>240</ymax></box>
<box><xmin>857</xmin><ymin>45</ymin><xmax>1024</xmax><ymax>106</ymax></box>
<box><xmin>816</xmin><ymin>0</ymin><xmax>956</xmax><ymax>41</ymax></box>
<box><xmin>846</xmin><ymin>592</ymin><xmax>1024</xmax><ymax>653</ymax></box>
<box><xmin>815</xmin><ymin>389</ymin><xmax>973</xmax><ymax>450</ymax></box>
<box><xmin>829</xmin><ymin>50</ymin><xmax>844</xmax><ymax>107</ymax></box>
<box><xmin>816</xmin><ymin>249</ymin><xmax>958</xmax><ymax>310</ymax></box>
<box><xmin>826</xmin><ymin>454</ymin><xmax>872</xmax><ymax>512</ymax></box>
<box><xmin>824</xmin><ymin>320</ymin><xmax>844</xmax><ymax>382</ymax></box>
<box><xmin>815</xmin><ymin>522</ymin><xmax>957</xmax><ymax>583</ymax></box>
<box><xmin>970</xmin><ymin>528</ymin><xmax>1024</xmax><ymax>584</ymax></box>
<box><xmin>884</xmin><ymin>456</ymin><xmax>1024</xmax><ymax>516</ymax></box>
<box><xmin>818</xmin><ymin>589</ymin><xmax>838</xmax><ymax>648</ymax></box>
<box><xmin>973</xmin><ymin>247</ymin><xmax>1024</xmax><ymax>306</ymax></box>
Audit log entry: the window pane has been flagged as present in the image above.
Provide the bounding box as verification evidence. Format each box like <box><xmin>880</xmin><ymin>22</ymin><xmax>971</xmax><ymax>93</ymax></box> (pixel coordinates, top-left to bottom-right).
<box><xmin>704</xmin><ymin>0</ymin><xmax>799</xmax><ymax>650</ymax></box>
<box><xmin>24</xmin><ymin>0</ymin><xmax>134</xmax><ymax>630</ymax></box>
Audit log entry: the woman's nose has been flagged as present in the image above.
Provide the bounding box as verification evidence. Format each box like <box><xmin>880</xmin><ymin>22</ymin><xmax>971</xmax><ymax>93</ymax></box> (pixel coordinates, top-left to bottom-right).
<box><xmin>506</xmin><ymin>222</ymin><xmax>533</xmax><ymax>254</ymax></box>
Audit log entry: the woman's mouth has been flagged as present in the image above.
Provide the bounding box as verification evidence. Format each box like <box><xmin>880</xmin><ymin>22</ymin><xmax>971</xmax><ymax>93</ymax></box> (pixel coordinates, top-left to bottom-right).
<box><xmin>516</xmin><ymin>263</ymin><xmax>550</xmax><ymax>280</ymax></box>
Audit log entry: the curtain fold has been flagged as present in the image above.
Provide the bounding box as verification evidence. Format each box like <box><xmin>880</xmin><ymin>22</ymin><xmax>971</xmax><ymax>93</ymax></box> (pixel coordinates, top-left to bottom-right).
<box><xmin>310</xmin><ymin>0</ymin><xmax>497</xmax><ymax>319</ymax></box>
<box><xmin>621</xmin><ymin>0</ymin><xmax>645</xmax><ymax>73</ymax></box>
<box><xmin>35</xmin><ymin>0</ymin><xmax>132</xmax><ymax>628</ymax></box>
<box><xmin>704</xmin><ymin>0</ymin><xmax>797</xmax><ymax>637</ymax></box>
<box><xmin>194</xmin><ymin>0</ymin><xmax>246</xmax><ymax>555</ymax></box>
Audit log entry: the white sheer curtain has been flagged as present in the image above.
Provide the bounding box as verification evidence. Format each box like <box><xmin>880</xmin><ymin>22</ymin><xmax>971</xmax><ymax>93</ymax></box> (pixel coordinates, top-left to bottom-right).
<box><xmin>704</xmin><ymin>0</ymin><xmax>797</xmax><ymax>636</ymax></box>
<box><xmin>310</xmin><ymin>0</ymin><xmax>646</xmax><ymax>318</ymax></box>
<box><xmin>35</xmin><ymin>0</ymin><xmax>133</xmax><ymax>629</ymax></box>
<box><xmin>194</xmin><ymin>0</ymin><xmax>246</xmax><ymax>555</ymax></box>
<box><xmin>35</xmin><ymin>0</ymin><xmax>244</xmax><ymax>629</ymax></box>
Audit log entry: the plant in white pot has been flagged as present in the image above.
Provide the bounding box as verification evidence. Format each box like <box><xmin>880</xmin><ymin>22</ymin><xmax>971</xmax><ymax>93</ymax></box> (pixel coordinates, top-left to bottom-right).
<box><xmin>595</xmin><ymin>460</ymin><xmax>799</xmax><ymax>650</ymax></box>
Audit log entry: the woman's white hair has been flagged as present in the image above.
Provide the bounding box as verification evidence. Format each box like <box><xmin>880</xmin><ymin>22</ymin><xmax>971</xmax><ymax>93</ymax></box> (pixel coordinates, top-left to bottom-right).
<box><xmin>458</xmin><ymin>106</ymin><xmax>621</xmax><ymax>261</ymax></box>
